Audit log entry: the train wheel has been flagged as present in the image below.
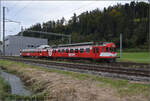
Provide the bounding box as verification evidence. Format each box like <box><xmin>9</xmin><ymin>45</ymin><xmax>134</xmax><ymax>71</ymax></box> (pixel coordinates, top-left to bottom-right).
<box><xmin>113</xmin><ymin>58</ymin><xmax>116</xmax><ymax>62</ymax></box>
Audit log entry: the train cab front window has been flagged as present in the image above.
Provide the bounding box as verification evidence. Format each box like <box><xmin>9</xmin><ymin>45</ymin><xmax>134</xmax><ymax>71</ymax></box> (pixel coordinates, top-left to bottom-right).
<box><xmin>102</xmin><ymin>48</ymin><xmax>105</xmax><ymax>52</ymax></box>
<box><xmin>106</xmin><ymin>47</ymin><xmax>109</xmax><ymax>52</ymax></box>
<box><xmin>109</xmin><ymin>47</ymin><xmax>116</xmax><ymax>52</ymax></box>
<box><xmin>109</xmin><ymin>48</ymin><xmax>112</xmax><ymax>52</ymax></box>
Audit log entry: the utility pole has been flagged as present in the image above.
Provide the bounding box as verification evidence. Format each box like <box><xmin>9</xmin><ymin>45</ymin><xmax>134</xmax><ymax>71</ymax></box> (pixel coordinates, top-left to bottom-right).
<box><xmin>0</xmin><ymin>0</ymin><xmax>1</xmax><ymax>43</ymax></box>
<box><xmin>69</xmin><ymin>35</ymin><xmax>71</xmax><ymax>44</ymax></box>
<box><xmin>3</xmin><ymin>7</ymin><xmax>5</xmax><ymax>56</ymax></box>
<box><xmin>148</xmin><ymin>0</ymin><xmax>150</xmax><ymax>63</ymax></box>
<box><xmin>21</xmin><ymin>26</ymin><xmax>23</xmax><ymax>36</ymax></box>
<box><xmin>120</xmin><ymin>33</ymin><xmax>122</xmax><ymax>58</ymax></box>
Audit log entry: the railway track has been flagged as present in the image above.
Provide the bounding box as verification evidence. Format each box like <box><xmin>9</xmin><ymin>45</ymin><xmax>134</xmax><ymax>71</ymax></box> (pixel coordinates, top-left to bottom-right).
<box><xmin>1</xmin><ymin>56</ymin><xmax>149</xmax><ymax>68</ymax></box>
<box><xmin>0</xmin><ymin>56</ymin><xmax>149</xmax><ymax>82</ymax></box>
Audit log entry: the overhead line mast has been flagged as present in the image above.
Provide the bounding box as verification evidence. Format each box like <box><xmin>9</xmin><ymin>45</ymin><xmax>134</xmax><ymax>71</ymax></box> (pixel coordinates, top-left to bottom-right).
<box><xmin>3</xmin><ymin>6</ymin><xmax>5</xmax><ymax>56</ymax></box>
<box><xmin>2</xmin><ymin>5</ymin><xmax>21</xmax><ymax>56</ymax></box>
<box><xmin>0</xmin><ymin>0</ymin><xmax>1</xmax><ymax>42</ymax></box>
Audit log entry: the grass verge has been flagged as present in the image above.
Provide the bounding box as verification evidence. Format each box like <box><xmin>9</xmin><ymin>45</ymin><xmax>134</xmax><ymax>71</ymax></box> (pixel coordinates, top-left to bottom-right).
<box><xmin>0</xmin><ymin>59</ymin><xmax>149</xmax><ymax>100</ymax></box>
<box><xmin>117</xmin><ymin>52</ymin><xmax>150</xmax><ymax>63</ymax></box>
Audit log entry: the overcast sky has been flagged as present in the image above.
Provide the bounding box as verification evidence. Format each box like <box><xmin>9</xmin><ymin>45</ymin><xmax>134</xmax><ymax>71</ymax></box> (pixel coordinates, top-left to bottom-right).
<box><xmin>0</xmin><ymin>0</ymin><xmax>147</xmax><ymax>40</ymax></box>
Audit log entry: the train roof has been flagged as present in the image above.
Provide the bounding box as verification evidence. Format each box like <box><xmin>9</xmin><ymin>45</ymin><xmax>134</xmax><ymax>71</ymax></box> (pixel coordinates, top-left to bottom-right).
<box><xmin>21</xmin><ymin>45</ymin><xmax>51</xmax><ymax>52</ymax></box>
<box><xmin>37</xmin><ymin>45</ymin><xmax>51</xmax><ymax>49</ymax></box>
<box><xmin>52</xmin><ymin>42</ymin><xmax>112</xmax><ymax>48</ymax></box>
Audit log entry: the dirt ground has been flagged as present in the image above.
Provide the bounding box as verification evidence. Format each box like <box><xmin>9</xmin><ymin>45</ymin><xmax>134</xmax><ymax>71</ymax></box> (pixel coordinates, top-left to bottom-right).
<box><xmin>1</xmin><ymin>64</ymin><xmax>149</xmax><ymax>101</ymax></box>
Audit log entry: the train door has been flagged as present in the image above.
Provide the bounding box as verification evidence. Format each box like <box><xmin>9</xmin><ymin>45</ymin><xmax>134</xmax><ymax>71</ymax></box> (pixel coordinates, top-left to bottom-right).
<box><xmin>93</xmin><ymin>47</ymin><xmax>100</xmax><ymax>59</ymax></box>
<box><xmin>48</xmin><ymin>49</ymin><xmax>53</xmax><ymax>57</ymax></box>
<box><xmin>52</xmin><ymin>49</ymin><xmax>56</xmax><ymax>57</ymax></box>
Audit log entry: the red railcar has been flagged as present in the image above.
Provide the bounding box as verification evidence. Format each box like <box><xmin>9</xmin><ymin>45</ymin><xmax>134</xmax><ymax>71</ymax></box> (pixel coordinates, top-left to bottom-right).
<box><xmin>20</xmin><ymin>45</ymin><xmax>51</xmax><ymax>57</ymax></box>
<box><xmin>20</xmin><ymin>42</ymin><xmax>117</xmax><ymax>62</ymax></box>
<box><xmin>52</xmin><ymin>42</ymin><xmax>117</xmax><ymax>61</ymax></box>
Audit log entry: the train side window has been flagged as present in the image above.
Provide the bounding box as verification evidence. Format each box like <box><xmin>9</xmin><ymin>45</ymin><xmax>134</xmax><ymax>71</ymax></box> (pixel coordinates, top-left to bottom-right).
<box><xmin>93</xmin><ymin>48</ymin><xmax>95</xmax><ymax>53</ymax></box>
<box><xmin>75</xmin><ymin>49</ymin><xmax>78</xmax><ymax>53</ymax></box>
<box><xmin>102</xmin><ymin>48</ymin><xmax>104</xmax><ymax>52</ymax></box>
<box><xmin>96</xmin><ymin>48</ymin><xmax>99</xmax><ymax>53</ymax></box>
<box><xmin>62</xmin><ymin>49</ymin><xmax>65</xmax><ymax>53</ymax></box>
<box><xmin>58</xmin><ymin>50</ymin><xmax>60</xmax><ymax>53</ymax></box>
<box><xmin>86</xmin><ymin>48</ymin><xmax>90</xmax><ymax>53</ymax></box>
<box><xmin>70</xmin><ymin>49</ymin><xmax>73</xmax><ymax>53</ymax></box>
<box><xmin>66</xmin><ymin>49</ymin><xmax>69</xmax><ymax>53</ymax></box>
<box><xmin>80</xmin><ymin>48</ymin><xmax>84</xmax><ymax>53</ymax></box>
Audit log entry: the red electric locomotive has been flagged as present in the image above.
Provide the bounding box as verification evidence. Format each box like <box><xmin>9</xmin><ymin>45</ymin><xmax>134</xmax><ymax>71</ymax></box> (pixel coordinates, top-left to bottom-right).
<box><xmin>20</xmin><ymin>42</ymin><xmax>117</xmax><ymax>62</ymax></box>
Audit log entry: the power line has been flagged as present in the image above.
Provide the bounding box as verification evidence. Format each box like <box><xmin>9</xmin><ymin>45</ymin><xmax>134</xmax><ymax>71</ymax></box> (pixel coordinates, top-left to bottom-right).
<box><xmin>25</xmin><ymin>30</ymin><xmax>71</xmax><ymax>44</ymax></box>
<box><xmin>5</xmin><ymin>18</ymin><xmax>21</xmax><ymax>35</ymax></box>
<box><xmin>5</xmin><ymin>18</ymin><xmax>21</xmax><ymax>24</ymax></box>
<box><xmin>8</xmin><ymin>1</ymin><xmax>32</xmax><ymax>35</ymax></box>
<box><xmin>4</xmin><ymin>1</ymin><xmax>97</xmax><ymax>37</ymax></box>
<box><xmin>3</xmin><ymin>1</ymin><xmax>30</xmax><ymax>36</ymax></box>
<box><xmin>11</xmin><ymin>1</ymin><xmax>32</xmax><ymax>18</ymax></box>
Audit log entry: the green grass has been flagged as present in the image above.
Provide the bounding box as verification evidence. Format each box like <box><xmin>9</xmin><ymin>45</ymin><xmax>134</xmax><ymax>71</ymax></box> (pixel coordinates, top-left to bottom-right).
<box><xmin>0</xmin><ymin>74</ymin><xmax>11</xmax><ymax>100</ymax></box>
<box><xmin>117</xmin><ymin>52</ymin><xmax>150</xmax><ymax>63</ymax></box>
<box><xmin>0</xmin><ymin>59</ymin><xmax>149</xmax><ymax>98</ymax></box>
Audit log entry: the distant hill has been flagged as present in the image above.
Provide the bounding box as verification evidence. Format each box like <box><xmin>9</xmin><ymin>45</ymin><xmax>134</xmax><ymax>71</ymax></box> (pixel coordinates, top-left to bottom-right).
<box><xmin>18</xmin><ymin>1</ymin><xmax>149</xmax><ymax>49</ymax></box>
